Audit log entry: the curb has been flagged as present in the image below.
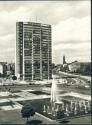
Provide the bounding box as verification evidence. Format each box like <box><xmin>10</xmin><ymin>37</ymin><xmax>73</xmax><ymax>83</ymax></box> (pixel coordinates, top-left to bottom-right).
<box><xmin>36</xmin><ymin>112</ymin><xmax>54</xmax><ymax>122</ymax></box>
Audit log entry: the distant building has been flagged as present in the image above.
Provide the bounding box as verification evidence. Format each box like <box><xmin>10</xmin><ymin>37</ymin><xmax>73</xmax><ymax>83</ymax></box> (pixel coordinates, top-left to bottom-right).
<box><xmin>63</xmin><ymin>55</ymin><xmax>66</xmax><ymax>64</ymax></box>
<box><xmin>5</xmin><ymin>63</ymin><xmax>15</xmax><ymax>76</ymax></box>
<box><xmin>68</xmin><ymin>61</ymin><xmax>91</xmax><ymax>75</ymax></box>
<box><xmin>68</xmin><ymin>61</ymin><xmax>81</xmax><ymax>72</ymax></box>
<box><xmin>15</xmin><ymin>22</ymin><xmax>52</xmax><ymax>81</ymax></box>
<box><xmin>60</xmin><ymin>55</ymin><xmax>91</xmax><ymax>75</ymax></box>
<box><xmin>62</xmin><ymin>55</ymin><xmax>69</xmax><ymax>72</ymax></box>
<box><xmin>0</xmin><ymin>62</ymin><xmax>15</xmax><ymax>76</ymax></box>
<box><xmin>0</xmin><ymin>62</ymin><xmax>7</xmax><ymax>75</ymax></box>
<box><xmin>0</xmin><ymin>63</ymin><xmax>3</xmax><ymax>74</ymax></box>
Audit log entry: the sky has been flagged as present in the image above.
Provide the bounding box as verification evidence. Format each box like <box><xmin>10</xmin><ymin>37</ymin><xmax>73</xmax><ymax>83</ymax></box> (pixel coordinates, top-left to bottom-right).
<box><xmin>0</xmin><ymin>0</ymin><xmax>91</xmax><ymax>64</ymax></box>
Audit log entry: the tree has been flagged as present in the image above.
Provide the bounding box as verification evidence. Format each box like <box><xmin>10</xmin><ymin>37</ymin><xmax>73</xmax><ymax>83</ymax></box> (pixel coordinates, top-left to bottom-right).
<box><xmin>21</xmin><ymin>103</ymin><xmax>35</xmax><ymax>123</ymax></box>
<box><xmin>12</xmin><ymin>76</ymin><xmax>17</xmax><ymax>80</ymax></box>
<box><xmin>56</xmin><ymin>110</ymin><xmax>65</xmax><ymax>119</ymax></box>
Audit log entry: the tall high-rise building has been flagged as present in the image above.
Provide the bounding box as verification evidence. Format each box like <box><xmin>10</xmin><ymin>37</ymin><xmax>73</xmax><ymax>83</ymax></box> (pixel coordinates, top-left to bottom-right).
<box><xmin>15</xmin><ymin>22</ymin><xmax>52</xmax><ymax>81</ymax></box>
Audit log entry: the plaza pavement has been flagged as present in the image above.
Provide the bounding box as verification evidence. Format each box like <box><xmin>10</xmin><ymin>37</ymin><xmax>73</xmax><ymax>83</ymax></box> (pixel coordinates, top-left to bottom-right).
<box><xmin>0</xmin><ymin>90</ymin><xmax>50</xmax><ymax>111</ymax></box>
<box><xmin>0</xmin><ymin>84</ymin><xmax>91</xmax><ymax>124</ymax></box>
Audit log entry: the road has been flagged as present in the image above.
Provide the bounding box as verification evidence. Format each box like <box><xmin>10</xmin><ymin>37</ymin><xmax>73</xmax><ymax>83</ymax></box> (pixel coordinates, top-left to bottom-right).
<box><xmin>53</xmin><ymin>71</ymin><xmax>91</xmax><ymax>95</ymax></box>
<box><xmin>0</xmin><ymin>84</ymin><xmax>45</xmax><ymax>92</ymax></box>
<box><xmin>58</xmin><ymin>71</ymin><xmax>91</xmax><ymax>81</ymax></box>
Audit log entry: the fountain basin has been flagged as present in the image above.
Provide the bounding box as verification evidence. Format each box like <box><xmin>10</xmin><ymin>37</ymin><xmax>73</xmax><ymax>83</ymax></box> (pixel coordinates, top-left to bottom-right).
<box><xmin>18</xmin><ymin>98</ymin><xmax>91</xmax><ymax>120</ymax></box>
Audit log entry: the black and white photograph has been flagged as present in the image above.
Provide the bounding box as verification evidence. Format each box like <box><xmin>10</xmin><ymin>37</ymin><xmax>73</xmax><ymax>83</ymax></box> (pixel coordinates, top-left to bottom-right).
<box><xmin>0</xmin><ymin>0</ymin><xmax>91</xmax><ymax>124</ymax></box>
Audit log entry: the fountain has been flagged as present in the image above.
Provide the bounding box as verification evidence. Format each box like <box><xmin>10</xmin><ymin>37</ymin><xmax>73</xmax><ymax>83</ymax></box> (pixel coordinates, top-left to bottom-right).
<box><xmin>41</xmin><ymin>76</ymin><xmax>91</xmax><ymax>120</ymax></box>
<box><xmin>84</xmin><ymin>103</ymin><xmax>88</xmax><ymax>113</ymax></box>
<box><xmin>74</xmin><ymin>102</ymin><xmax>77</xmax><ymax>115</ymax></box>
<box><xmin>56</xmin><ymin>105</ymin><xmax>59</xmax><ymax>112</ymax></box>
<box><xmin>70</xmin><ymin>101</ymin><xmax>74</xmax><ymax>112</ymax></box>
<box><xmin>65</xmin><ymin>104</ymin><xmax>69</xmax><ymax>116</ymax></box>
<box><xmin>51</xmin><ymin>76</ymin><xmax>64</xmax><ymax>104</ymax></box>
<box><xmin>51</xmin><ymin>77</ymin><xmax>57</xmax><ymax>102</ymax></box>
<box><xmin>43</xmin><ymin>105</ymin><xmax>46</xmax><ymax>112</ymax></box>
<box><xmin>87</xmin><ymin>101</ymin><xmax>91</xmax><ymax>111</ymax></box>
<box><xmin>79</xmin><ymin>101</ymin><xmax>82</xmax><ymax>108</ymax></box>
<box><xmin>47</xmin><ymin>106</ymin><xmax>51</xmax><ymax>114</ymax></box>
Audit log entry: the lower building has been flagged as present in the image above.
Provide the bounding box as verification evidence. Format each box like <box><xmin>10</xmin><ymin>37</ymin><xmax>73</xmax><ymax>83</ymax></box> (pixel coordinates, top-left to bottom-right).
<box><xmin>0</xmin><ymin>63</ymin><xmax>3</xmax><ymax>74</ymax></box>
<box><xmin>68</xmin><ymin>61</ymin><xmax>81</xmax><ymax>72</ymax></box>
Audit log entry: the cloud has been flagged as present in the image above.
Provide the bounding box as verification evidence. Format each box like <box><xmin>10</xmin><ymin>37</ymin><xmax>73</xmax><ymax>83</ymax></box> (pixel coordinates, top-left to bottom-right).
<box><xmin>52</xmin><ymin>16</ymin><xmax>91</xmax><ymax>42</ymax></box>
<box><xmin>0</xmin><ymin>47</ymin><xmax>15</xmax><ymax>62</ymax></box>
<box><xmin>0</xmin><ymin>0</ymin><xmax>91</xmax><ymax>64</ymax></box>
<box><xmin>52</xmin><ymin>41</ymin><xmax>91</xmax><ymax>64</ymax></box>
<box><xmin>53</xmin><ymin>41</ymin><xmax>91</xmax><ymax>50</ymax></box>
<box><xmin>52</xmin><ymin>14</ymin><xmax>91</xmax><ymax>64</ymax></box>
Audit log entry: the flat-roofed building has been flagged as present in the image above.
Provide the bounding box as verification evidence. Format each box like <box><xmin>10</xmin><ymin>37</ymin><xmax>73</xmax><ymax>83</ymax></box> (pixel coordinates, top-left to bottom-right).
<box><xmin>0</xmin><ymin>63</ymin><xmax>3</xmax><ymax>74</ymax></box>
<box><xmin>15</xmin><ymin>22</ymin><xmax>52</xmax><ymax>81</ymax></box>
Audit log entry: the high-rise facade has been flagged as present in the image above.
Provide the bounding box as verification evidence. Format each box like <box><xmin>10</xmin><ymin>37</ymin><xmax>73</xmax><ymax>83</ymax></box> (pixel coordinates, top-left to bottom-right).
<box><xmin>15</xmin><ymin>22</ymin><xmax>52</xmax><ymax>81</ymax></box>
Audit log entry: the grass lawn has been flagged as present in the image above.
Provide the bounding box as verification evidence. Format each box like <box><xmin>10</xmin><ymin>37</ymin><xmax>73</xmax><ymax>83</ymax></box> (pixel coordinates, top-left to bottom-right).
<box><xmin>0</xmin><ymin>109</ymin><xmax>53</xmax><ymax>124</ymax></box>
<box><xmin>68</xmin><ymin>115</ymin><xmax>91</xmax><ymax>124</ymax></box>
<box><xmin>0</xmin><ymin>109</ymin><xmax>26</xmax><ymax>124</ymax></box>
<box><xmin>0</xmin><ymin>107</ymin><xmax>91</xmax><ymax>124</ymax></box>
